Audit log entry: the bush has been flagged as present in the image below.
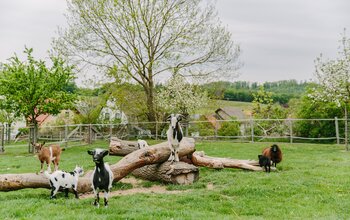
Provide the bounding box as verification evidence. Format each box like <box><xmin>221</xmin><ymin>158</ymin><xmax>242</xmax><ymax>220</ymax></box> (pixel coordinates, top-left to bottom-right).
<box><xmin>217</xmin><ymin>121</ymin><xmax>240</xmax><ymax>137</ymax></box>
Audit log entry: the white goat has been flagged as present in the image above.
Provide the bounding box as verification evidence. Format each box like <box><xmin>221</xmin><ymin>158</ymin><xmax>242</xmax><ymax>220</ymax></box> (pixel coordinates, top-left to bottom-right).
<box><xmin>44</xmin><ymin>165</ymin><xmax>84</xmax><ymax>199</ymax></box>
<box><xmin>166</xmin><ymin>114</ymin><xmax>184</xmax><ymax>162</ymax></box>
<box><xmin>137</xmin><ymin>139</ymin><xmax>149</xmax><ymax>149</ymax></box>
<box><xmin>88</xmin><ymin>148</ymin><xmax>114</xmax><ymax>207</ymax></box>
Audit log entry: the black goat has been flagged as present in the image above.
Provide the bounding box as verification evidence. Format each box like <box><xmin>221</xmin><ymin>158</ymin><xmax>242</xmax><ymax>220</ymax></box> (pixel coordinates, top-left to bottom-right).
<box><xmin>258</xmin><ymin>155</ymin><xmax>271</xmax><ymax>173</ymax></box>
<box><xmin>87</xmin><ymin>149</ymin><xmax>113</xmax><ymax>207</ymax></box>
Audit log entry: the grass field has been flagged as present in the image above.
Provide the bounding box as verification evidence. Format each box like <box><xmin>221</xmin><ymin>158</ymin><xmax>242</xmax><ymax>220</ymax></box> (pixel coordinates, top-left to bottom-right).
<box><xmin>197</xmin><ymin>99</ymin><xmax>253</xmax><ymax>115</ymax></box>
<box><xmin>1</xmin><ymin>140</ymin><xmax>350</xmax><ymax>219</ymax></box>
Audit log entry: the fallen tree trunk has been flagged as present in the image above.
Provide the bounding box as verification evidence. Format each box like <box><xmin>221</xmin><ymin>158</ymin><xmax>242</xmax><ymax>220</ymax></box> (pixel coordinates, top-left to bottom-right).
<box><xmin>132</xmin><ymin>161</ymin><xmax>199</xmax><ymax>184</ymax></box>
<box><xmin>191</xmin><ymin>151</ymin><xmax>275</xmax><ymax>171</ymax></box>
<box><xmin>109</xmin><ymin>138</ymin><xmax>271</xmax><ymax>172</ymax></box>
<box><xmin>109</xmin><ymin>137</ymin><xmax>139</xmax><ymax>156</ymax></box>
<box><xmin>0</xmin><ymin>138</ymin><xmax>195</xmax><ymax>192</ymax></box>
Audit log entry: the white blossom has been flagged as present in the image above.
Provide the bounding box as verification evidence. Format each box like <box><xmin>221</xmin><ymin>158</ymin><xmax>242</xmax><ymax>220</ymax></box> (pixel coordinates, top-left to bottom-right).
<box><xmin>156</xmin><ymin>75</ymin><xmax>208</xmax><ymax>115</ymax></box>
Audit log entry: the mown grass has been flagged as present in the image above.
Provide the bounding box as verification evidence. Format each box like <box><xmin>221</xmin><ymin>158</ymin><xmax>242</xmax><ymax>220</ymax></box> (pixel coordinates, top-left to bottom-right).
<box><xmin>1</xmin><ymin>140</ymin><xmax>350</xmax><ymax>219</ymax></box>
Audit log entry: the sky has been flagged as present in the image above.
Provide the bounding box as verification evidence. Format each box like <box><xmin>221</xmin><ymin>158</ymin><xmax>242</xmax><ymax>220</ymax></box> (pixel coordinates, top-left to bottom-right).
<box><xmin>1</xmin><ymin>0</ymin><xmax>350</xmax><ymax>84</ymax></box>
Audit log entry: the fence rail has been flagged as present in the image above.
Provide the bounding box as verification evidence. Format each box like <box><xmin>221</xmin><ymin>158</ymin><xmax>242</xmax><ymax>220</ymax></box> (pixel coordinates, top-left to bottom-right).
<box><xmin>0</xmin><ymin>117</ymin><xmax>348</xmax><ymax>150</ymax></box>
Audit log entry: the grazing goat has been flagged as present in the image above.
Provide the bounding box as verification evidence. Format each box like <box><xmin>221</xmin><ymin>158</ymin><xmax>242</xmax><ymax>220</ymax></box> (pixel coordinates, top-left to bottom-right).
<box><xmin>262</xmin><ymin>144</ymin><xmax>283</xmax><ymax>167</ymax></box>
<box><xmin>137</xmin><ymin>139</ymin><xmax>149</xmax><ymax>149</ymax></box>
<box><xmin>33</xmin><ymin>142</ymin><xmax>63</xmax><ymax>173</ymax></box>
<box><xmin>166</xmin><ymin>114</ymin><xmax>184</xmax><ymax>162</ymax></box>
<box><xmin>88</xmin><ymin>149</ymin><xmax>113</xmax><ymax>207</ymax></box>
<box><xmin>258</xmin><ymin>155</ymin><xmax>271</xmax><ymax>173</ymax></box>
<box><xmin>44</xmin><ymin>166</ymin><xmax>84</xmax><ymax>199</ymax></box>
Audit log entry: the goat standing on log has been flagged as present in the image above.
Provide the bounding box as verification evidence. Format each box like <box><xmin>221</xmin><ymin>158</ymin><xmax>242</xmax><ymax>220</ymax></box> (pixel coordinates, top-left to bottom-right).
<box><xmin>33</xmin><ymin>142</ymin><xmax>63</xmax><ymax>173</ymax></box>
<box><xmin>166</xmin><ymin>114</ymin><xmax>184</xmax><ymax>162</ymax></box>
<box><xmin>88</xmin><ymin>149</ymin><xmax>114</xmax><ymax>207</ymax></box>
<box><xmin>262</xmin><ymin>144</ymin><xmax>283</xmax><ymax>167</ymax></box>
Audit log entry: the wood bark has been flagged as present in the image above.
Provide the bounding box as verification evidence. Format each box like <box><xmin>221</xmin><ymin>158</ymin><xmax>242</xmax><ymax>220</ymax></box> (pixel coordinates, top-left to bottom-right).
<box><xmin>0</xmin><ymin>138</ymin><xmax>195</xmax><ymax>192</ymax></box>
<box><xmin>132</xmin><ymin>161</ymin><xmax>199</xmax><ymax>184</ymax></box>
<box><xmin>109</xmin><ymin>137</ymin><xmax>139</xmax><ymax>156</ymax></box>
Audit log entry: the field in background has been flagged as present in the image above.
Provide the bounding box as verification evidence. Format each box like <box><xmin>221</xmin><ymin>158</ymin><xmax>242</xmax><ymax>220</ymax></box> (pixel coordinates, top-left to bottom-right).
<box><xmin>1</xmin><ymin>141</ymin><xmax>350</xmax><ymax>219</ymax></box>
<box><xmin>197</xmin><ymin>100</ymin><xmax>253</xmax><ymax>115</ymax></box>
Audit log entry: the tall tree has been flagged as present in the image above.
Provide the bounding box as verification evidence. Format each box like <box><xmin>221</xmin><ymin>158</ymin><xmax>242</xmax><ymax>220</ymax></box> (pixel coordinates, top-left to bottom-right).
<box><xmin>308</xmin><ymin>32</ymin><xmax>350</xmax><ymax>149</ymax></box>
<box><xmin>0</xmin><ymin>48</ymin><xmax>76</xmax><ymax>152</ymax></box>
<box><xmin>53</xmin><ymin>0</ymin><xmax>240</xmax><ymax>122</ymax></box>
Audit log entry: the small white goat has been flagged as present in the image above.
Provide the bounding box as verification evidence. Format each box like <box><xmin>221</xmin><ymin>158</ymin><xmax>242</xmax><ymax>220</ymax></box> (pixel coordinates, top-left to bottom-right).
<box><xmin>44</xmin><ymin>165</ymin><xmax>84</xmax><ymax>199</ymax></box>
<box><xmin>166</xmin><ymin>114</ymin><xmax>184</xmax><ymax>162</ymax></box>
<box><xmin>137</xmin><ymin>139</ymin><xmax>149</xmax><ymax>149</ymax></box>
<box><xmin>88</xmin><ymin>148</ymin><xmax>114</xmax><ymax>207</ymax></box>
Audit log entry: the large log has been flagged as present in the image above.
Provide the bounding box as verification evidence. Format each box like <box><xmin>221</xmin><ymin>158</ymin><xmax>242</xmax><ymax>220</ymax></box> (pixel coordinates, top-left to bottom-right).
<box><xmin>109</xmin><ymin>138</ymin><xmax>271</xmax><ymax>172</ymax></box>
<box><xmin>132</xmin><ymin>161</ymin><xmax>199</xmax><ymax>184</ymax></box>
<box><xmin>191</xmin><ymin>151</ymin><xmax>275</xmax><ymax>172</ymax></box>
<box><xmin>0</xmin><ymin>138</ymin><xmax>196</xmax><ymax>192</ymax></box>
<box><xmin>109</xmin><ymin>137</ymin><xmax>139</xmax><ymax>156</ymax></box>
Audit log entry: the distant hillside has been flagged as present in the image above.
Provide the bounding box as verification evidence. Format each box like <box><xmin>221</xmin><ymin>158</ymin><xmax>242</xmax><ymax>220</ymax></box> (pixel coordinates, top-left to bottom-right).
<box><xmin>201</xmin><ymin>80</ymin><xmax>310</xmax><ymax>104</ymax></box>
<box><xmin>197</xmin><ymin>100</ymin><xmax>253</xmax><ymax>116</ymax></box>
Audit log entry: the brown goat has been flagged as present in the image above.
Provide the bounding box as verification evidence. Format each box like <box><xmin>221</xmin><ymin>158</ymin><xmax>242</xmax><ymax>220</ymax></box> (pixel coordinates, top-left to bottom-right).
<box><xmin>33</xmin><ymin>142</ymin><xmax>63</xmax><ymax>173</ymax></box>
<box><xmin>262</xmin><ymin>144</ymin><xmax>283</xmax><ymax>167</ymax></box>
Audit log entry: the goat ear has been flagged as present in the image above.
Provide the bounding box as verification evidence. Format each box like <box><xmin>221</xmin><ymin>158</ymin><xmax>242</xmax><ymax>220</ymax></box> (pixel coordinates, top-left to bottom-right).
<box><xmin>103</xmin><ymin>150</ymin><xmax>109</xmax><ymax>157</ymax></box>
<box><xmin>87</xmin><ymin>150</ymin><xmax>94</xmax><ymax>155</ymax></box>
<box><xmin>176</xmin><ymin>114</ymin><xmax>184</xmax><ymax>121</ymax></box>
<box><xmin>166</xmin><ymin>115</ymin><xmax>172</xmax><ymax>121</ymax></box>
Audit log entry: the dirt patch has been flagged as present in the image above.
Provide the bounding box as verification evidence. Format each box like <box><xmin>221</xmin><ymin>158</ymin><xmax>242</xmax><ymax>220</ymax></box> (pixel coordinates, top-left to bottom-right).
<box><xmin>80</xmin><ymin>177</ymin><xmax>188</xmax><ymax>199</ymax></box>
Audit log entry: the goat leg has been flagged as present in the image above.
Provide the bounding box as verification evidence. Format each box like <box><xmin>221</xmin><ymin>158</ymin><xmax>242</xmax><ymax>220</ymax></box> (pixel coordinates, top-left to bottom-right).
<box><xmin>93</xmin><ymin>190</ymin><xmax>100</xmax><ymax>207</ymax></box>
<box><xmin>64</xmin><ymin>188</ymin><xmax>69</xmax><ymax>198</ymax></box>
<box><xmin>73</xmin><ymin>188</ymin><xmax>79</xmax><ymax>199</ymax></box>
<box><xmin>104</xmin><ymin>191</ymin><xmax>109</xmax><ymax>207</ymax></box>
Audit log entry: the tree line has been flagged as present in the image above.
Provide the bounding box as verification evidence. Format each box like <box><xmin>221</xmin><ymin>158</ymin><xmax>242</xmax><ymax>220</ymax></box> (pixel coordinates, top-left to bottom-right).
<box><xmin>201</xmin><ymin>80</ymin><xmax>309</xmax><ymax>104</ymax></box>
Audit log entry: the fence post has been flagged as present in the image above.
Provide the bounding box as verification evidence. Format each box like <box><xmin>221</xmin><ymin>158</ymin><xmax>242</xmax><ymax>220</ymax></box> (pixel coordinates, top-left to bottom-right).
<box><xmin>155</xmin><ymin>121</ymin><xmax>158</xmax><ymax>140</ymax></box>
<box><xmin>88</xmin><ymin>124</ymin><xmax>92</xmax><ymax>145</ymax></box>
<box><xmin>214</xmin><ymin>121</ymin><xmax>218</xmax><ymax>140</ymax></box>
<box><xmin>64</xmin><ymin>124</ymin><xmax>68</xmax><ymax>148</ymax></box>
<box><xmin>335</xmin><ymin>117</ymin><xmax>340</xmax><ymax>144</ymax></box>
<box><xmin>0</xmin><ymin>125</ymin><xmax>4</xmax><ymax>153</ymax></box>
<box><xmin>289</xmin><ymin>119</ymin><xmax>293</xmax><ymax>144</ymax></box>
<box><xmin>250</xmin><ymin>117</ymin><xmax>254</xmax><ymax>143</ymax></box>
<box><xmin>109</xmin><ymin>124</ymin><xmax>113</xmax><ymax>140</ymax></box>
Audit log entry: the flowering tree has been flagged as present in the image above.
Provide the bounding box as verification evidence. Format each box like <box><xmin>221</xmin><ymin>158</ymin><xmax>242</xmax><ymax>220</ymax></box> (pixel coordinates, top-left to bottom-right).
<box><xmin>308</xmin><ymin>33</ymin><xmax>350</xmax><ymax>149</ymax></box>
<box><xmin>156</xmin><ymin>75</ymin><xmax>208</xmax><ymax>118</ymax></box>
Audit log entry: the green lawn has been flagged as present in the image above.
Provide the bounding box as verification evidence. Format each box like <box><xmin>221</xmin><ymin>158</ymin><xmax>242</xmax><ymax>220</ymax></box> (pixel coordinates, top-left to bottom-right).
<box><xmin>1</xmin><ymin>140</ymin><xmax>350</xmax><ymax>219</ymax></box>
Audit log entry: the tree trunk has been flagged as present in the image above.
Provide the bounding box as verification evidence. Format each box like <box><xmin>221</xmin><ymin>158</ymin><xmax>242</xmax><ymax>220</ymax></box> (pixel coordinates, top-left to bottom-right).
<box><xmin>132</xmin><ymin>161</ymin><xmax>199</xmax><ymax>184</ymax></box>
<box><xmin>109</xmin><ymin>137</ymin><xmax>139</xmax><ymax>156</ymax></box>
<box><xmin>191</xmin><ymin>151</ymin><xmax>274</xmax><ymax>171</ymax></box>
<box><xmin>0</xmin><ymin>138</ymin><xmax>196</xmax><ymax>192</ymax></box>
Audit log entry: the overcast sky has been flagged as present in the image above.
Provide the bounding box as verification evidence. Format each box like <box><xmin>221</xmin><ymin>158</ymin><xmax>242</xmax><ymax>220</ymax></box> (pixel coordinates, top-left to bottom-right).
<box><xmin>1</xmin><ymin>0</ymin><xmax>350</xmax><ymax>84</ymax></box>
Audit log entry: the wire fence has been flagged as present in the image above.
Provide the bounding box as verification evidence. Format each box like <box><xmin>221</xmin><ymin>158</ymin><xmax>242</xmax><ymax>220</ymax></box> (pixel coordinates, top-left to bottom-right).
<box><xmin>0</xmin><ymin>117</ymin><xmax>348</xmax><ymax>151</ymax></box>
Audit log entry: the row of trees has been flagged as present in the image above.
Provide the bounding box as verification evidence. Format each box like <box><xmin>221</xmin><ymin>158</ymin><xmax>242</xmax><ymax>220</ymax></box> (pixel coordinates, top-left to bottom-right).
<box><xmin>202</xmin><ymin>80</ymin><xmax>309</xmax><ymax>104</ymax></box>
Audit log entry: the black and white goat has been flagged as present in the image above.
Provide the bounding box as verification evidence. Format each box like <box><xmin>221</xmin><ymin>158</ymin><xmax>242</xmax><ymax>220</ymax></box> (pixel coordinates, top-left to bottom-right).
<box><xmin>166</xmin><ymin>114</ymin><xmax>184</xmax><ymax>162</ymax></box>
<box><xmin>87</xmin><ymin>149</ymin><xmax>114</xmax><ymax>207</ymax></box>
<box><xmin>44</xmin><ymin>165</ymin><xmax>84</xmax><ymax>199</ymax></box>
